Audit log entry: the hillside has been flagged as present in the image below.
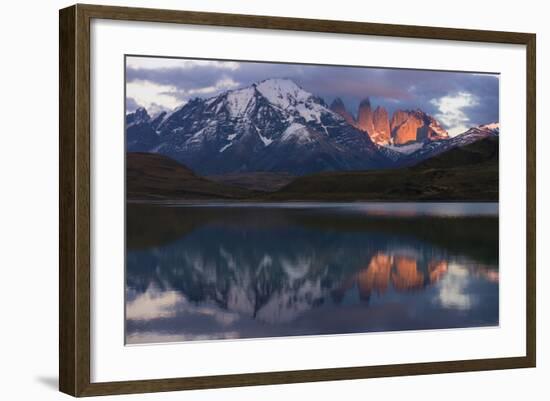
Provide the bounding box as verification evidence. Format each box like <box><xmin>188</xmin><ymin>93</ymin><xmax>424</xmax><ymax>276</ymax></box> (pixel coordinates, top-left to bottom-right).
<box><xmin>413</xmin><ymin>135</ymin><xmax>498</xmax><ymax>169</ymax></box>
<box><xmin>126</xmin><ymin>152</ymin><xmax>254</xmax><ymax>200</ymax></box>
<box><xmin>206</xmin><ymin>172</ymin><xmax>295</xmax><ymax>192</ymax></box>
<box><xmin>266</xmin><ymin>137</ymin><xmax>498</xmax><ymax>201</ymax></box>
<box><xmin>126</xmin><ymin>136</ymin><xmax>498</xmax><ymax>202</ymax></box>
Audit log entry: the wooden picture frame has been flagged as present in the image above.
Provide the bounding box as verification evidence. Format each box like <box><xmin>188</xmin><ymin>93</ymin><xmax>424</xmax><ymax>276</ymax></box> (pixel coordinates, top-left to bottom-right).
<box><xmin>59</xmin><ymin>3</ymin><xmax>536</xmax><ymax>397</ymax></box>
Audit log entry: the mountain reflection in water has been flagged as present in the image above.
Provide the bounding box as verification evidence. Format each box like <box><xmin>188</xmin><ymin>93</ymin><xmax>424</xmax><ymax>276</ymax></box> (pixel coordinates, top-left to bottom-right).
<box><xmin>125</xmin><ymin>203</ymin><xmax>499</xmax><ymax>344</ymax></box>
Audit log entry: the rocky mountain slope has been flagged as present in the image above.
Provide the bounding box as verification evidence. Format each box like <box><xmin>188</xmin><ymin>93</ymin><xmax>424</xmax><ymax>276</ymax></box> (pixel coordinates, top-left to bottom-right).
<box><xmin>127</xmin><ymin>78</ymin><xmax>498</xmax><ymax>177</ymax></box>
<box><xmin>330</xmin><ymin>97</ymin><xmax>448</xmax><ymax>146</ymax></box>
<box><xmin>268</xmin><ymin>136</ymin><xmax>499</xmax><ymax>201</ymax></box>
<box><xmin>126</xmin><ymin>152</ymin><xmax>254</xmax><ymax>200</ymax></box>
<box><xmin>127</xmin><ymin>78</ymin><xmax>388</xmax><ymax>175</ymax></box>
<box><xmin>390</xmin><ymin>109</ymin><xmax>448</xmax><ymax>144</ymax></box>
<box><xmin>397</xmin><ymin>123</ymin><xmax>499</xmax><ymax>164</ymax></box>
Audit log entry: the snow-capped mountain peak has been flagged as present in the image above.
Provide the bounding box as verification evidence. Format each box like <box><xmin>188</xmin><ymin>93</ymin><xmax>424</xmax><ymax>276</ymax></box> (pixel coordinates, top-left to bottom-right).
<box><xmin>126</xmin><ymin>107</ymin><xmax>150</xmax><ymax>126</ymax></box>
<box><xmin>256</xmin><ymin>78</ymin><xmax>312</xmax><ymax>109</ymax></box>
<box><xmin>127</xmin><ymin>78</ymin><xmax>386</xmax><ymax>175</ymax></box>
<box><xmin>255</xmin><ymin>78</ymin><xmax>331</xmax><ymax>125</ymax></box>
<box><xmin>224</xmin><ymin>86</ymin><xmax>257</xmax><ymax>118</ymax></box>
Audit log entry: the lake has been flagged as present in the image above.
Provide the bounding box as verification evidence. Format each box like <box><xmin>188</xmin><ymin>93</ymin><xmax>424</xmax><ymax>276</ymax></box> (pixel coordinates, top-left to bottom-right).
<box><xmin>125</xmin><ymin>202</ymin><xmax>499</xmax><ymax>344</ymax></box>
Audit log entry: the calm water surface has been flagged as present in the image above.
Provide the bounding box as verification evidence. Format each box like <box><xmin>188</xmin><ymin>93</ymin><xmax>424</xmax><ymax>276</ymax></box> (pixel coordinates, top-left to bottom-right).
<box><xmin>125</xmin><ymin>202</ymin><xmax>499</xmax><ymax>344</ymax></box>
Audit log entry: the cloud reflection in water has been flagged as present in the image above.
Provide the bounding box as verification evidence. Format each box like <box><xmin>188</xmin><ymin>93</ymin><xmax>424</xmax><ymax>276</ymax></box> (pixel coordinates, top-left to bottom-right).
<box><xmin>125</xmin><ymin>203</ymin><xmax>499</xmax><ymax>344</ymax></box>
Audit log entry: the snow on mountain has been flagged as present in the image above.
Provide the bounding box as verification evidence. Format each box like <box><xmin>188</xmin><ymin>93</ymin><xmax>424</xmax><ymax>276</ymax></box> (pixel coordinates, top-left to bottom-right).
<box><xmin>125</xmin><ymin>79</ymin><xmax>498</xmax><ymax>175</ymax></box>
<box><xmin>219</xmin><ymin>143</ymin><xmax>232</xmax><ymax>153</ymax></box>
<box><xmin>255</xmin><ymin>78</ymin><xmax>330</xmax><ymax>126</ymax></box>
<box><xmin>398</xmin><ymin>122</ymin><xmax>499</xmax><ymax>166</ymax></box>
<box><xmin>126</xmin><ymin>107</ymin><xmax>161</xmax><ymax>152</ymax></box>
<box><xmin>126</xmin><ymin>107</ymin><xmax>150</xmax><ymax>127</ymax></box>
<box><xmin>129</xmin><ymin>78</ymin><xmax>387</xmax><ymax>175</ymax></box>
<box><xmin>256</xmin><ymin>78</ymin><xmax>311</xmax><ymax>109</ymax></box>
<box><xmin>385</xmin><ymin>142</ymin><xmax>425</xmax><ymax>155</ymax></box>
<box><xmin>225</xmin><ymin>86</ymin><xmax>256</xmax><ymax>117</ymax></box>
<box><xmin>281</xmin><ymin>123</ymin><xmax>313</xmax><ymax>144</ymax></box>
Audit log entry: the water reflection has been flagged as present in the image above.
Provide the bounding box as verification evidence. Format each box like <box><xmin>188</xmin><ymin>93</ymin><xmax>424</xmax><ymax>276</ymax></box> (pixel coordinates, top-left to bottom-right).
<box><xmin>126</xmin><ymin>203</ymin><xmax>499</xmax><ymax>344</ymax></box>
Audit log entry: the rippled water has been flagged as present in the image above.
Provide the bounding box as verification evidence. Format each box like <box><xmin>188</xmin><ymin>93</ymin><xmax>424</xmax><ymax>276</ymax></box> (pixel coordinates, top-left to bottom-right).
<box><xmin>125</xmin><ymin>202</ymin><xmax>499</xmax><ymax>344</ymax></box>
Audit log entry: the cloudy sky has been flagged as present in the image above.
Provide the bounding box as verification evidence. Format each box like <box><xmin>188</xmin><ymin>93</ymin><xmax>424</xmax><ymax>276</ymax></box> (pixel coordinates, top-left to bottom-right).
<box><xmin>126</xmin><ymin>56</ymin><xmax>499</xmax><ymax>137</ymax></box>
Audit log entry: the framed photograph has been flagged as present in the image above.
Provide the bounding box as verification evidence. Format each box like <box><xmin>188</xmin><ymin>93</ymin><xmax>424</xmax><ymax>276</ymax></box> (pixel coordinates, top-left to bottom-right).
<box><xmin>59</xmin><ymin>4</ymin><xmax>536</xmax><ymax>397</ymax></box>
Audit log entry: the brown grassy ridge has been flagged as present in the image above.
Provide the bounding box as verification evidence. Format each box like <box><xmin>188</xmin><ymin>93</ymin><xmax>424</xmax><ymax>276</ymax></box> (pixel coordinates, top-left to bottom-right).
<box><xmin>126</xmin><ymin>137</ymin><xmax>498</xmax><ymax>202</ymax></box>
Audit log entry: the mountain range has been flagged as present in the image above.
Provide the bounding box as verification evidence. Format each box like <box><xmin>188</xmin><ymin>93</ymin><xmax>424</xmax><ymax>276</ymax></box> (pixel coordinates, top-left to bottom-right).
<box><xmin>268</xmin><ymin>136</ymin><xmax>498</xmax><ymax>201</ymax></box>
<box><xmin>330</xmin><ymin>97</ymin><xmax>448</xmax><ymax>146</ymax></box>
<box><xmin>128</xmin><ymin>135</ymin><xmax>498</xmax><ymax>201</ymax></box>
<box><xmin>127</xmin><ymin>78</ymin><xmax>499</xmax><ymax>177</ymax></box>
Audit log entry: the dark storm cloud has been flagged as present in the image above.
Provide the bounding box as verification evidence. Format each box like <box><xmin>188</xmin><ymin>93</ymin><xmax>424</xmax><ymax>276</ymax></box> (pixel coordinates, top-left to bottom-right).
<box><xmin>126</xmin><ymin>57</ymin><xmax>499</xmax><ymax>132</ymax></box>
